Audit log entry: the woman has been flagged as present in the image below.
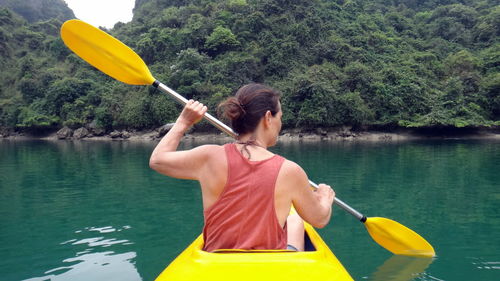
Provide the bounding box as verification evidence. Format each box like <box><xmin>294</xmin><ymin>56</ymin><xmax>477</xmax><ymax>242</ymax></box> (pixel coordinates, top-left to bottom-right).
<box><xmin>149</xmin><ymin>83</ymin><xmax>335</xmax><ymax>252</ymax></box>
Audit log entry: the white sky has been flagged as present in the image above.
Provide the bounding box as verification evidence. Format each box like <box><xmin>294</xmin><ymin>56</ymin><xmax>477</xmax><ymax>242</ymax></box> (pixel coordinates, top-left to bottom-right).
<box><xmin>64</xmin><ymin>0</ymin><xmax>135</xmax><ymax>28</ymax></box>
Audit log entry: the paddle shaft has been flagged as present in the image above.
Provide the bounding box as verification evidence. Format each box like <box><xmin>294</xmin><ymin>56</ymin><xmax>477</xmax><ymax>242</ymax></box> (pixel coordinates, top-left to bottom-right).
<box><xmin>308</xmin><ymin>180</ymin><xmax>367</xmax><ymax>222</ymax></box>
<box><xmin>60</xmin><ymin>19</ymin><xmax>435</xmax><ymax>257</ymax></box>
<box><xmin>153</xmin><ymin>81</ymin><xmax>236</xmax><ymax>138</ymax></box>
<box><xmin>154</xmin><ymin>79</ymin><xmax>365</xmax><ymax>222</ymax></box>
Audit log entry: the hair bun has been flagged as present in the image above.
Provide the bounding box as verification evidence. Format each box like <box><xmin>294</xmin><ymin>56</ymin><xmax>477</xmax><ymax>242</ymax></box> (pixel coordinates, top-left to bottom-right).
<box><xmin>217</xmin><ymin>83</ymin><xmax>281</xmax><ymax>135</ymax></box>
<box><xmin>219</xmin><ymin>97</ymin><xmax>246</xmax><ymax>121</ymax></box>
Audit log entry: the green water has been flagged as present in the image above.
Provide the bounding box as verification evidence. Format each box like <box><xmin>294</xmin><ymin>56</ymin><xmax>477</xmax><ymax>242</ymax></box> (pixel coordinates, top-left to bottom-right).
<box><xmin>0</xmin><ymin>139</ymin><xmax>499</xmax><ymax>281</ymax></box>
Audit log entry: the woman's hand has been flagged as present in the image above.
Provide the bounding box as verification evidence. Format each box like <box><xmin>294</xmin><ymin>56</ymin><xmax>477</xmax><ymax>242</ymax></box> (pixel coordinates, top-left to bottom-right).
<box><xmin>315</xmin><ymin>183</ymin><xmax>335</xmax><ymax>207</ymax></box>
<box><xmin>177</xmin><ymin>100</ymin><xmax>208</xmax><ymax>128</ymax></box>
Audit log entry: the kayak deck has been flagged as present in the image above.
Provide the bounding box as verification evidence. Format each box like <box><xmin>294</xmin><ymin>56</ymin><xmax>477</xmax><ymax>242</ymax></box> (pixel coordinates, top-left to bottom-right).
<box><xmin>155</xmin><ymin>223</ymin><xmax>353</xmax><ymax>281</ymax></box>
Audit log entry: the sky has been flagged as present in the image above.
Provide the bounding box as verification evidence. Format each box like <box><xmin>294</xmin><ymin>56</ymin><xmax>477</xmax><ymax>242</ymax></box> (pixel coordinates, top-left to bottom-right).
<box><xmin>64</xmin><ymin>0</ymin><xmax>135</xmax><ymax>28</ymax></box>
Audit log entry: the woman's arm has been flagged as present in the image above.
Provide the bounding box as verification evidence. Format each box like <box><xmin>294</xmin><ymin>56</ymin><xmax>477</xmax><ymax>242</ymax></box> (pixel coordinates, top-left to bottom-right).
<box><xmin>149</xmin><ymin>100</ymin><xmax>209</xmax><ymax>180</ymax></box>
<box><xmin>279</xmin><ymin>160</ymin><xmax>335</xmax><ymax>228</ymax></box>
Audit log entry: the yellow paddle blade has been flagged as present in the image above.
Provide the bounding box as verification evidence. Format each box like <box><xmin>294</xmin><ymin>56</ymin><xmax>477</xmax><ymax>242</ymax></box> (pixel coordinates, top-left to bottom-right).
<box><xmin>364</xmin><ymin>217</ymin><xmax>435</xmax><ymax>257</ymax></box>
<box><xmin>60</xmin><ymin>19</ymin><xmax>155</xmax><ymax>85</ymax></box>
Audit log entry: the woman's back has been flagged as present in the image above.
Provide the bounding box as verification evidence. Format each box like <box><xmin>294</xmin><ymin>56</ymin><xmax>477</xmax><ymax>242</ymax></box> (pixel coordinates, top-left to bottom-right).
<box><xmin>196</xmin><ymin>143</ymin><xmax>296</xmax><ymax>227</ymax></box>
<box><xmin>202</xmin><ymin>143</ymin><xmax>287</xmax><ymax>251</ymax></box>
<box><xmin>149</xmin><ymin>83</ymin><xmax>334</xmax><ymax>252</ymax></box>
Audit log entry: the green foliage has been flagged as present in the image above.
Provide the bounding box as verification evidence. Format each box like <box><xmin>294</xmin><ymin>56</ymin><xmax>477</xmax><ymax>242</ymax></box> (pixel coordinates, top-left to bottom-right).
<box><xmin>168</xmin><ymin>48</ymin><xmax>210</xmax><ymax>97</ymax></box>
<box><xmin>95</xmin><ymin>106</ymin><xmax>113</xmax><ymax>130</ymax></box>
<box><xmin>45</xmin><ymin>78</ymin><xmax>93</xmax><ymax>115</ymax></box>
<box><xmin>0</xmin><ymin>0</ymin><xmax>74</xmax><ymax>23</ymax></box>
<box><xmin>0</xmin><ymin>98</ymin><xmax>20</xmax><ymax>127</ymax></box>
<box><xmin>0</xmin><ymin>0</ymin><xmax>499</xmax><ymax>132</ymax></box>
<box><xmin>18</xmin><ymin>77</ymin><xmax>44</xmax><ymax>103</ymax></box>
<box><xmin>16</xmin><ymin>101</ymin><xmax>60</xmax><ymax>130</ymax></box>
<box><xmin>481</xmin><ymin>72</ymin><xmax>500</xmax><ymax>120</ymax></box>
<box><xmin>205</xmin><ymin>26</ymin><xmax>240</xmax><ymax>56</ymax></box>
<box><xmin>48</xmin><ymin>38</ymin><xmax>71</xmax><ymax>60</ymax></box>
<box><xmin>279</xmin><ymin>63</ymin><xmax>373</xmax><ymax>127</ymax></box>
<box><xmin>61</xmin><ymin>97</ymin><xmax>96</xmax><ymax>128</ymax></box>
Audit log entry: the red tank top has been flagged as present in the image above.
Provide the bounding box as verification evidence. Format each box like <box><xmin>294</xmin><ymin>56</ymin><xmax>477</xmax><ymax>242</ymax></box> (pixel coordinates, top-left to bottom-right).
<box><xmin>202</xmin><ymin>143</ymin><xmax>287</xmax><ymax>252</ymax></box>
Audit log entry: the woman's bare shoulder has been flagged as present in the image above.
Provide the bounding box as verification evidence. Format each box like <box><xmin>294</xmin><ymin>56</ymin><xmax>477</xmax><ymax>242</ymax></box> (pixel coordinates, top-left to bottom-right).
<box><xmin>191</xmin><ymin>144</ymin><xmax>226</xmax><ymax>159</ymax></box>
<box><xmin>195</xmin><ymin>144</ymin><xmax>224</xmax><ymax>150</ymax></box>
<box><xmin>279</xmin><ymin>159</ymin><xmax>308</xmax><ymax>182</ymax></box>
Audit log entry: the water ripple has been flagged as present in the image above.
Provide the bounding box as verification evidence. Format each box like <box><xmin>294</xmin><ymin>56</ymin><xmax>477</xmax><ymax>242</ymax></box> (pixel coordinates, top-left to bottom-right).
<box><xmin>473</xmin><ymin>260</ymin><xmax>500</xmax><ymax>270</ymax></box>
<box><xmin>23</xmin><ymin>251</ymin><xmax>140</xmax><ymax>281</ymax></box>
<box><xmin>21</xmin><ymin>225</ymin><xmax>141</xmax><ymax>281</ymax></box>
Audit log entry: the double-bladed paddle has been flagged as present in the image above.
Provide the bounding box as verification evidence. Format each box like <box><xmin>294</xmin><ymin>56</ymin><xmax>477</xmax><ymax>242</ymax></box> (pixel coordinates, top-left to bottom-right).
<box><xmin>60</xmin><ymin>19</ymin><xmax>435</xmax><ymax>257</ymax></box>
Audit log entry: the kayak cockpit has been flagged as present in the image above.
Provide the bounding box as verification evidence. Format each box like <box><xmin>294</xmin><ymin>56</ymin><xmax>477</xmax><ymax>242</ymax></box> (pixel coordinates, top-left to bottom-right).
<box><xmin>211</xmin><ymin>230</ymin><xmax>316</xmax><ymax>253</ymax></box>
<box><xmin>155</xmin><ymin>223</ymin><xmax>353</xmax><ymax>281</ymax></box>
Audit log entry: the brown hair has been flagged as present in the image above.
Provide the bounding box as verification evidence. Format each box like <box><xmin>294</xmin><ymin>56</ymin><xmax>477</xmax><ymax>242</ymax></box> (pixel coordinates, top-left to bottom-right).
<box><xmin>218</xmin><ymin>83</ymin><xmax>281</xmax><ymax>135</ymax></box>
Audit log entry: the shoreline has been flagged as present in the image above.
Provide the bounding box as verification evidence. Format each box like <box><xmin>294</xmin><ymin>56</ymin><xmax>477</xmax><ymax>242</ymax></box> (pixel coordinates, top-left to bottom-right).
<box><xmin>1</xmin><ymin>126</ymin><xmax>499</xmax><ymax>142</ymax></box>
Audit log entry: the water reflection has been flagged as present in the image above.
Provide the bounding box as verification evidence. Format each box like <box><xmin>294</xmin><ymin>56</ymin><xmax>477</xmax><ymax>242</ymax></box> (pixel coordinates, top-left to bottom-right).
<box><xmin>22</xmin><ymin>225</ymin><xmax>141</xmax><ymax>281</ymax></box>
<box><xmin>369</xmin><ymin>255</ymin><xmax>434</xmax><ymax>281</ymax></box>
<box><xmin>3</xmin><ymin>139</ymin><xmax>500</xmax><ymax>281</ymax></box>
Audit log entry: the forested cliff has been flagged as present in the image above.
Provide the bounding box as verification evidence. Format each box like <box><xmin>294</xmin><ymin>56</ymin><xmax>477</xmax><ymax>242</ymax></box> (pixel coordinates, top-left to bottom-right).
<box><xmin>0</xmin><ymin>0</ymin><xmax>498</xmax><ymax>134</ymax></box>
<box><xmin>0</xmin><ymin>0</ymin><xmax>74</xmax><ymax>22</ymax></box>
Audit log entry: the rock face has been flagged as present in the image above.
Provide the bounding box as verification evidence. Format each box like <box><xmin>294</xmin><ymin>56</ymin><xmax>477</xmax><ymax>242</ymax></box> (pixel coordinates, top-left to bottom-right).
<box><xmin>91</xmin><ymin>128</ymin><xmax>106</xmax><ymax>136</ymax></box>
<box><xmin>73</xmin><ymin>127</ymin><xmax>89</xmax><ymax>139</ymax></box>
<box><xmin>87</xmin><ymin>120</ymin><xmax>106</xmax><ymax>136</ymax></box>
<box><xmin>0</xmin><ymin>127</ymin><xmax>10</xmax><ymax>138</ymax></box>
<box><xmin>121</xmin><ymin>131</ymin><xmax>131</xmax><ymax>139</ymax></box>
<box><xmin>109</xmin><ymin>130</ymin><xmax>122</xmax><ymax>138</ymax></box>
<box><xmin>156</xmin><ymin>123</ymin><xmax>175</xmax><ymax>137</ymax></box>
<box><xmin>336</xmin><ymin>126</ymin><xmax>356</xmax><ymax>138</ymax></box>
<box><xmin>56</xmin><ymin>127</ymin><xmax>73</xmax><ymax>139</ymax></box>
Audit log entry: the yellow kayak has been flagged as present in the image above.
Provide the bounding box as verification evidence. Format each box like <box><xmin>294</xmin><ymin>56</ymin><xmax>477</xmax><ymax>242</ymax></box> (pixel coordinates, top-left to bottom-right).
<box><xmin>155</xmin><ymin>223</ymin><xmax>353</xmax><ymax>281</ymax></box>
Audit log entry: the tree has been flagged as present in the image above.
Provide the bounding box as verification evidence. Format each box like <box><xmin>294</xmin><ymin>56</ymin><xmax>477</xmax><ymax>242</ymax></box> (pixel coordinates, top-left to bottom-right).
<box><xmin>168</xmin><ymin>48</ymin><xmax>210</xmax><ymax>98</ymax></box>
<box><xmin>16</xmin><ymin>101</ymin><xmax>60</xmax><ymax>131</ymax></box>
<box><xmin>205</xmin><ymin>26</ymin><xmax>240</xmax><ymax>56</ymax></box>
<box><xmin>1</xmin><ymin>0</ymin><xmax>499</xmax><ymax>133</ymax></box>
<box><xmin>45</xmin><ymin>78</ymin><xmax>93</xmax><ymax>115</ymax></box>
<box><xmin>18</xmin><ymin>77</ymin><xmax>43</xmax><ymax>103</ymax></box>
<box><xmin>481</xmin><ymin>73</ymin><xmax>500</xmax><ymax>120</ymax></box>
